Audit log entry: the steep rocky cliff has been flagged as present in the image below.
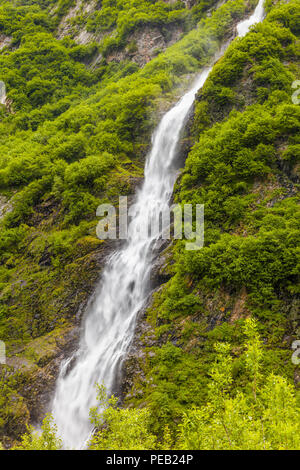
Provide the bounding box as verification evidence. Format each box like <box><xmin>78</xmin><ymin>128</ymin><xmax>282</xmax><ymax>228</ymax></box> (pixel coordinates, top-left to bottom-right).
<box><xmin>0</xmin><ymin>0</ymin><xmax>298</xmax><ymax>448</ymax></box>
<box><xmin>0</xmin><ymin>0</ymin><xmax>242</xmax><ymax>446</ymax></box>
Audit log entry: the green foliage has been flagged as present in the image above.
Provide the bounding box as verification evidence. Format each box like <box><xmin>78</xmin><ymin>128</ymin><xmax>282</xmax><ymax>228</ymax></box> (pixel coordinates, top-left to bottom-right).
<box><xmin>177</xmin><ymin>320</ymin><xmax>300</xmax><ymax>450</ymax></box>
<box><xmin>12</xmin><ymin>414</ymin><xmax>62</xmax><ymax>450</ymax></box>
<box><xmin>182</xmin><ymin>211</ymin><xmax>299</xmax><ymax>302</ymax></box>
<box><xmin>0</xmin><ymin>368</ymin><xmax>29</xmax><ymax>442</ymax></box>
<box><xmin>0</xmin><ymin>0</ymin><xmax>299</xmax><ymax>449</ymax></box>
<box><xmin>193</xmin><ymin>1</ymin><xmax>299</xmax><ymax>126</ymax></box>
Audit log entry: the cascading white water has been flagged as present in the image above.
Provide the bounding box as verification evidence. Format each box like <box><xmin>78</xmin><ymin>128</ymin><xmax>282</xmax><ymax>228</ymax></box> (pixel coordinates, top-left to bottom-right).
<box><xmin>52</xmin><ymin>0</ymin><xmax>265</xmax><ymax>450</ymax></box>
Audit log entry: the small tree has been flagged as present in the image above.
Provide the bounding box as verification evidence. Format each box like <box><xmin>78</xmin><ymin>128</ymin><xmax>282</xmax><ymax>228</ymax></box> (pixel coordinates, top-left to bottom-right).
<box><xmin>88</xmin><ymin>385</ymin><xmax>157</xmax><ymax>450</ymax></box>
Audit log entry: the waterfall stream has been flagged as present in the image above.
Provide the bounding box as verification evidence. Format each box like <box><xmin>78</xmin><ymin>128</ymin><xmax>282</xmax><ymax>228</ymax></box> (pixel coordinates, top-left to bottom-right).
<box><xmin>0</xmin><ymin>81</ymin><xmax>6</xmax><ymax>105</ymax></box>
<box><xmin>52</xmin><ymin>0</ymin><xmax>265</xmax><ymax>449</ymax></box>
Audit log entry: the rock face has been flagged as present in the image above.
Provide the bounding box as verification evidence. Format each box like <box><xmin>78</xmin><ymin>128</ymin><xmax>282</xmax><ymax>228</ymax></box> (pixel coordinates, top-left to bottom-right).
<box><xmin>55</xmin><ymin>0</ymin><xmax>202</xmax><ymax>68</ymax></box>
<box><xmin>106</xmin><ymin>25</ymin><xmax>184</xmax><ymax>68</ymax></box>
<box><xmin>0</xmin><ymin>237</ymin><xmax>115</xmax><ymax>447</ymax></box>
<box><xmin>121</xmin><ymin>243</ymin><xmax>173</xmax><ymax>401</ymax></box>
<box><xmin>183</xmin><ymin>0</ymin><xmax>197</xmax><ymax>7</ymax></box>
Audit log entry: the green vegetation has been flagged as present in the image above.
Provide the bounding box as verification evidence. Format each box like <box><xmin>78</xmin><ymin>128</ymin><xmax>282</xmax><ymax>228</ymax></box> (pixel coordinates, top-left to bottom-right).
<box><xmin>0</xmin><ymin>0</ymin><xmax>299</xmax><ymax>450</ymax></box>
<box><xmin>11</xmin><ymin>320</ymin><xmax>300</xmax><ymax>450</ymax></box>
<box><xmin>123</xmin><ymin>0</ymin><xmax>300</xmax><ymax>439</ymax></box>
<box><xmin>0</xmin><ymin>0</ymin><xmax>256</xmax><ymax>445</ymax></box>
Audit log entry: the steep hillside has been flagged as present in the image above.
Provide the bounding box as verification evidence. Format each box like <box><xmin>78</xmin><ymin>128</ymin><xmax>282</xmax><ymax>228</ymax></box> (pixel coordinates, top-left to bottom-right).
<box><xmin>123</xmin><ymin>0</ymin><xmax>300</xmax><ymax>437</ymax></box>
<box><xmin>0</xmin><ymin>0</ymin><xmax>257</xmax><ymax>446</ymax></box>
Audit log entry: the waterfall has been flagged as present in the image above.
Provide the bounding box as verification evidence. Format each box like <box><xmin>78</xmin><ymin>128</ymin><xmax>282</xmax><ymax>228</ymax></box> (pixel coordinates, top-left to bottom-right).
<box><xmin>52</xmin><ymin>0</ymin><xmax>265</xmax><ymax>450</ymax></box>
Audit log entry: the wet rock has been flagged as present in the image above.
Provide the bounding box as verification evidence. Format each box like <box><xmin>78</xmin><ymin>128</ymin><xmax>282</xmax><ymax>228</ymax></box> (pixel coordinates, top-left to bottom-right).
<box><xmin>0</xmin><ymin>34</ymin><xmax>11</xmax><ymax>50</ymax></box>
